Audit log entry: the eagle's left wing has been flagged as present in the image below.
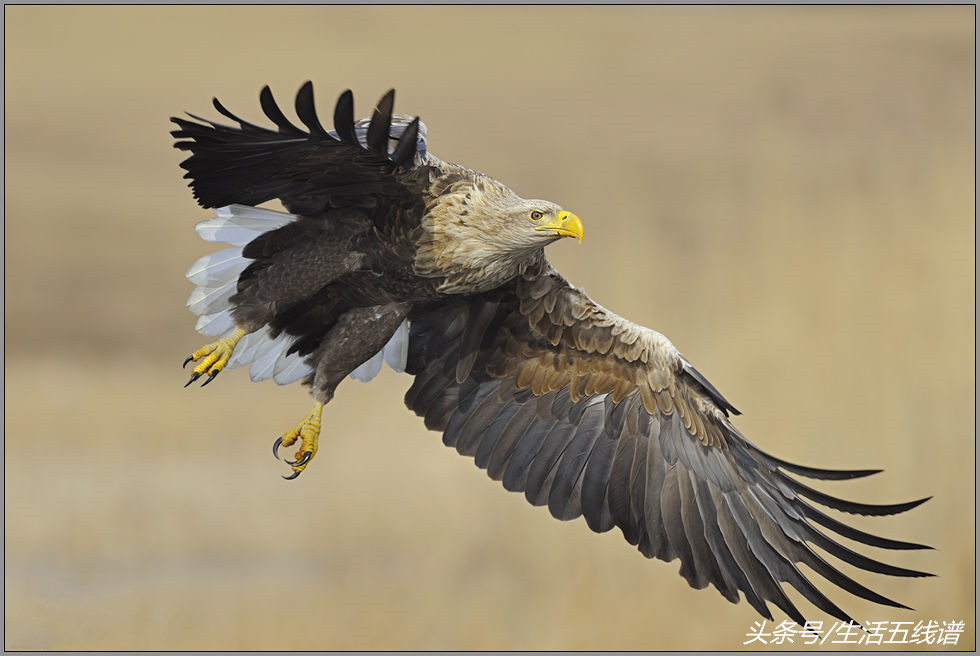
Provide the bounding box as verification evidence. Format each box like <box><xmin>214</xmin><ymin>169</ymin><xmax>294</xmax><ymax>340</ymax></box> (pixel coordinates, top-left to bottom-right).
<box><xmin>171</xmin><ymin>82</ymin><xmax>428</xmax><ymax>217</ymax></box>
<box><xmin>405</xmin><ymin>265</ymin><xmax>931</xmax><ymax>625</ymax></box>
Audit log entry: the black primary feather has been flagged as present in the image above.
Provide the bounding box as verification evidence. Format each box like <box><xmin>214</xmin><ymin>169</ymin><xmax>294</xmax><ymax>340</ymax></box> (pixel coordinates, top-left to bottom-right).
<box><xmin>391</xmin><ymin>117</ymin><xmax>421</xmax><ymax>167</ymax></box>
<box><xmin>294</xmin><ymin>81</ymin><xmax>329</xmax><ymax>136</ymax></box>
<box><xmin>171</xmin><ymin>84</ymin><xmax>421</xmax><ymax>213</ymax></box>
<box><xmin>259</xmin><ymin>85</ymin><xmax>304</xmax><ymax>135</ymax></box>
<box><xmin>332</xmin><ymin>89</ymin><xmax>358</xmax><ymax>146</ymax></box>
<box><xmin>367</xmin><ymin>89</ymin><xmax>395</xmax><ymax>154</ymax></box>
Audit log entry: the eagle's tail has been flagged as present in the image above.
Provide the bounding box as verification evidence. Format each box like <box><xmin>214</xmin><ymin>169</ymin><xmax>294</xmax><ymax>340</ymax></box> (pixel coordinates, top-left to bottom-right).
<box><xmin>185</xmin><ymin>204</ymin><xmax>312</xmax><ymax>385</ymax></box>
<box><xmin>185</xmin><ymin>204</ymin><xmax>406</xmax><ymax>385</ymax></box>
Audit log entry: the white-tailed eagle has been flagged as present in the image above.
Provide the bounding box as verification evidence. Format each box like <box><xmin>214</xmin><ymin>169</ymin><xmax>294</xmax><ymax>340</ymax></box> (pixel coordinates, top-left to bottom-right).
<box><xmin>172</xmin><ymin>82</ymin><xmax>930</xmax><ymax>626</ymax></box>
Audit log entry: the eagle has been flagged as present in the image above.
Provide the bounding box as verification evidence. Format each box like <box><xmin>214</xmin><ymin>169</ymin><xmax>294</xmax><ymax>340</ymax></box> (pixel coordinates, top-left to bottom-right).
<box><xmin>172</xmin><ymin>82</ymin><xmax>930</xmax><ymax>626</ymax></box>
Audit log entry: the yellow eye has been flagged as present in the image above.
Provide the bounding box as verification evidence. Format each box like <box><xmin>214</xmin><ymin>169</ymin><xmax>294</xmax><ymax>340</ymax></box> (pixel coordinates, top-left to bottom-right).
<box><xmin>530</xmin><ymin>211</ymin><xmax>544</xmax><ymax>221</ymax></box>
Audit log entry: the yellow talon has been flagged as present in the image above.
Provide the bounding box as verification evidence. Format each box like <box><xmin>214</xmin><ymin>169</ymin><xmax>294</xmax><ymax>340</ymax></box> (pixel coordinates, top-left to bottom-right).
<box><xmin>277</xmin><ymin>401</ymin><xmax>324</xmax><ymax>478</ymax></box>
<box><xmin>183</xmin><ymin>327</ymin><xmax>246</xmax><ymax>386</ymax></box>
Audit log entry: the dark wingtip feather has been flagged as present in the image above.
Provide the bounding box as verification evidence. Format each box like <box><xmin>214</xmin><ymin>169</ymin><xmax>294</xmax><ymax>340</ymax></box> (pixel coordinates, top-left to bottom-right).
<box><xmin>390</xmin><ymin>116</ymin><xmax>420</xmax><ymax>167</ymax></box>
<box><xmin>211</xmin><ymin>96</ymin><xmax>231</xmax><ymax>117</ymax></box>
<box><xmin>913</xmin><ymin>495</ymin><xmax>934</xmax><ymax>508</ymax></box>
<box><xmin>806</xmin><ymin>526</ymin><xmax>935</xmax><ymax>577</ymax></box>
<box><xmin>367</xmin><ymin>89</ymin><xmax>395</xmax><ymax>155</ymax></box>
<box><xmin>799</xmin><ymin>499</ymin><xmax>933</xmax><ymax>550</ymax></box>
<box><xmin>773</xmin><ymin>456</ymin><xmax>883</xmax><ymax>481</ymax></box>
<box><xmin>294</xmin><ymin>80</ymin><xmax>329</xmax><ymax>137</ymax></box>
<box><xmin>169</xmin><ymin>117</ymin><xmax>194</xmax><ymax>143</ymax></box>
<box><xmin>785</xmin><ymin>476</ymin><xmax>931</xmax><ymax>516</ymax></box>
<box><xmin>208</xmin><ymin>96</ymin><xmax>267</xmax><ymax>132</ymax></box>
<box><xmin>259</xmin><ymin>85</ymin><xmax>302</xmax><ymax>135</ymax></box>
<box><xmin>333</xmin><ymin>89</ymin><xmax>358</xmax><ymax>145</ymax></box>
<box><xmin>802</xmin><ymin>546</ymin><xmax>917</xmax><ymax>611</ymax></box>
<box><xmin>212</xmin><ymin>96</ymin><xmax>249</xmax><ymax>127</ymax></box>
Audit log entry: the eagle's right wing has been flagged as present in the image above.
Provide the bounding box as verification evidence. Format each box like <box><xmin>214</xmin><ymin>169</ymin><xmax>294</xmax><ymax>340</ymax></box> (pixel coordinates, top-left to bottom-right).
<box><xmin>405</xmin><ymin>264</ymin><xmax>932</xmax><ymax>625</ymax></box>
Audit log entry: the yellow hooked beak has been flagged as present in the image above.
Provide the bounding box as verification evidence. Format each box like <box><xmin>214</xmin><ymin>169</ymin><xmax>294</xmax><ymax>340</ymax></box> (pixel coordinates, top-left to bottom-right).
<box><xmin>534</xmin><ymin>210</ymin><xmax>584</xmax><ymax>242</ymax></box>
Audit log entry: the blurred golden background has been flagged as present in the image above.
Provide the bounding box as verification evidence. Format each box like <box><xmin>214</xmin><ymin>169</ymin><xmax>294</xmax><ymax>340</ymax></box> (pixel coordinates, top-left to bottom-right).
<box><xmin>4</xmin><ymin>5</ymin><xmax>974</xmax><ymax>650</ymax></box>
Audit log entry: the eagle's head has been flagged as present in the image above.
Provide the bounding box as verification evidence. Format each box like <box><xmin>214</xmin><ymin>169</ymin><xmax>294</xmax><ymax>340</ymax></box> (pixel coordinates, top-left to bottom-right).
<box><xmin>415</xmin><ymin>174</ymin><xmax>584</xmax><ymax>293</ymax></box>
<box><xmin>501</xmin><ymin>199</ymin><xmax>584</xmax><ymax>245</ymax></box>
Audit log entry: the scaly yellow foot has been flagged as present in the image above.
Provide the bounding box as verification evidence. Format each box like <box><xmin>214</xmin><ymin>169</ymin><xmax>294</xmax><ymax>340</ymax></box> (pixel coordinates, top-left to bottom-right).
<box><xmin>182</xmin><ymin>327</ymin><xmax>247</xmax><ymax>387</ymax></box>
<box><xmin>272</xmin><ymin>401</ymin><xmax>324</xmax><ymax>480</ymax></box>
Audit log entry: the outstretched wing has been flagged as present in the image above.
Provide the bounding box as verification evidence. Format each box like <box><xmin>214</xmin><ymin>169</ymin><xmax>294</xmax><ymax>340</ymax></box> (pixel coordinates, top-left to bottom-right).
<box><xmin>171</xmin><ymin>82</ymin><xmax>429</xmax><ymax>216</ymax></box>
<box><xmin>405</xmin><ymin>264</ymin><xmax>931</xmax><ymax>625</ymax></box>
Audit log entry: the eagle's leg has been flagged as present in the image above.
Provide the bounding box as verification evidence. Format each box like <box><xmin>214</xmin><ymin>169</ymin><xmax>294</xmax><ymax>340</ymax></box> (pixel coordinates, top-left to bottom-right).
<box><xmin>274</xmin><ymin>302</ymin><xmax>411</xmax><ymax>479</ymax></box>
<box><xmin>182</xmin><ymin>326</ymin><xmax>247</xmax><ymax>387</ymax></box>
<box><xmin>273</xmin><ymin>401</ymin><xmax>324</xmax><ymax>480</ymax></box>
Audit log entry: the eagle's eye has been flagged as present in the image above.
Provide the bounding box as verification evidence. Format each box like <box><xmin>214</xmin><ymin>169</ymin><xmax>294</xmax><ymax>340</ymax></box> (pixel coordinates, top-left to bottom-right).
<box><xmin>530</xmin><ymin>210</ymin><xmax>544</xmax><ymax>221</ymax></box>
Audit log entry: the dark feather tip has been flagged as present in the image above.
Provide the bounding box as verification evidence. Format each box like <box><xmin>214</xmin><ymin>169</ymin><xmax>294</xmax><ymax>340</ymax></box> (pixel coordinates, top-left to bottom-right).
<box><xmin>391</xmin><ymin>116</ymin><xmax>420</xmax><ymax>167</ymax></box>
<box><xmin>211</xmin><ymin>96</ymin><xmax>236</xmax><ymax>121</ymax></box>
<box><xmin>366</xmin><ymin>89</ymin><xmax>395</xmax><ymax>154</ymax></box>
<box><xmin>259</xmin><ymin>85</ymin><xmax>302</xmax><ymax>134</ymax></box>
<box><xmin>333</xmin><ymin>89</ymin><xmax>357</xmax><ymax>145</ymax></box>
<box><xmin>295</xmin><ymin>80</ymin><xmax>329</xmax><ymax>137</ymax></box>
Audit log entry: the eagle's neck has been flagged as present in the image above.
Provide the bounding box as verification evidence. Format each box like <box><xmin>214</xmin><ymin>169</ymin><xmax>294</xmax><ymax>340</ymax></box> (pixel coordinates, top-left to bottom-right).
<box><xmin>413</xmin><ymin>171</ymin><xmax>543</xmax><ymax>294</ymax></box>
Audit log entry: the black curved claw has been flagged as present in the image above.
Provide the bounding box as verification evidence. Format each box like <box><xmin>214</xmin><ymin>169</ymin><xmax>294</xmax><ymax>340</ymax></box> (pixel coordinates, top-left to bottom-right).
<box><xmin>272</xmin><ymin>436</ymin><xmax>284</xmax><ymax>461</ymax></box>
<box><xmin>182</xmin><ymin>355</ymin><xmax>194</xmax><ymax>368</ymax></box>
<box><xmin>293</xmin><ymin>451</ymin><xmax>313</xmax><ymax>468</ymax></box>
<box><xmin>184</xmin><ymin>371</ymin><xmax>202</xmax><ymax>387</ymax></box>
<box><xmin>282</xmin><ymin>469</ymin><xmax>302</xmax><ymax>481</ymax></box>
<box><xmin>200</xmin><ymin>369</ymin><xmax>220</xmax><ymax>387</ymax></box>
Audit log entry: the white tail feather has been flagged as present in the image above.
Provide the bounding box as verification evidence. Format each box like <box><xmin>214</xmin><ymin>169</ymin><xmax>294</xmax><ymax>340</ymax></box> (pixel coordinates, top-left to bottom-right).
<box><xmin>350</xmin><ymin>350</ymin><xmax>384</xmax><ymax>382</ymax></box>
<box><xmin>195</xmin><ymin>309</ymin><xmax>236</xmax><ymax>337</ymax></box>
<box><xmin>195</xmin><ymin>204</ymin><xmax>298</xmax><ymax>246</ymax></box>
<box><xmin>382</xmin><ymin>320</ymin><xmax>410</xmax><ymax>373</ymax></box>
<box><xmin>187</xmin><ymin>205</ymin><xmax>314</xmax><ymax>386</ymax></box>
<box><xmin>348</xmin><ymin>319</ymin><xmax>411</xmax><ymax>382</ymax></box>
<box><xmin>248</xmin><ymin>332</ymin><xmax>288</xmax><ymax>381</ymax></box>
<box><xmin>220</xmin><ymin>326</ymin><xmax>315</xmax><ymax>384</ymax></box>
<box><xmin>186</xmin><ymin>280</ymin><xmax>237</xmax><ymax>316</ymax></box>
<box><xmin>250</xmin><ymin>330</ymin><xmax>314</xmax><ymax>384</ymax></box>
<box><xmin>186</xmin><ymin>246</ymin><xmax>250</xmax><ymax>286</ymax></box>
<box><xmin>187</xmin><ymin>207</ymin><xmax>297</xmax><ymax>320</ymax></box>
<box><xmin>225</xmin><ymin>330</ymin><xmax>266</xmax><ymax>369</ymax></box>
<box><xmin>274</xmin><ymin>349</ymin><xmax>312</xmax><ymax>385</ymax></box>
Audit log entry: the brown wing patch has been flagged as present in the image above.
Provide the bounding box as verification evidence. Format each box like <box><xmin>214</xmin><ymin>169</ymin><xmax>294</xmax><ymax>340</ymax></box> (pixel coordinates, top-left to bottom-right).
<box><xmin>510</xmin><ymin>267</ymin><xmax>732</xmax><ymax>447</ymax></box>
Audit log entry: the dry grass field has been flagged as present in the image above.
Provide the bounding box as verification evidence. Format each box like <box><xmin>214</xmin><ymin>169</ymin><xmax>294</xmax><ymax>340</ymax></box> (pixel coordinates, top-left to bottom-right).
<box><xmin>4</xmin><ymin>5</ymin><xmax>974</xmax><ymax>650</ymax></box>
